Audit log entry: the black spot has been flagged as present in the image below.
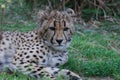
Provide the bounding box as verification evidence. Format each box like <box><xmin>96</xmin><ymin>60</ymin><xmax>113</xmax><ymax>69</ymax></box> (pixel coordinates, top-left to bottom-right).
<box><xmin>27</xmin><ymin>61</ymin><xmax>30</xmax><ymax>62</ymax></box>
<box><xmin>12</xmin><ymin>62</ymin><xmax>16</xmax><ymax>65</ymax></box>
<box><xmin>24</xmin><ymin>52</ymin><xmax>27</xmax><ymax>55</ymax></box>
<box><xmin>54</xmin><ymin>71</ymin><xmax>58</xmax><ymax>74</ymax></box>
<box><xmin>36</xmin><ymin>47</ymin><xmax>39</xmax><ymax>49</ymax></box>
<box><xmin>32</xmin><ymin>48</ymin><xmax>34</xmax><ymax>49</ymax></box>
<box><xmin>27</xmin><ymin>48</ymin><xmax>29</xmax><ymax>50</ymax></box>
<box><xmin>31</xmin><ymin>61</ymin><xmax>37</xmax><ymax>64</ymax></box>
<box><xmin>35</xmin><ymin>37</ymin><xmax>37</xmax><ymax>40</ymax></box>
<box><xmin>71</xmin><ymin>76</ymin><xmax>80</xmax><ymax>80</ymax></box>
<box><xmin>33</xmin><ymin>55</ymin><xmax>37</xmax><ymax>58</ymax></box>
<box><xmin>38</xmin><ymin>73</ymin><xmax>42</xmax><ymax>77</ymax></box>
<box><xmin>6</xmin><ymin>38</ymin><xmax>9</xmax><ymax>41</ymax></box>
<box><xmin>19</xmin><ymin>54</ymin><xmax>22</xmax><ymax>57</ymax></box>
<box><xmin>67</xmin><ymin>71</ymin><xmax>71</xmax><ymax>75</ymax></box>
<box><xmin>30</xmin><ymin>51</ymin><xmax>33</xmax><ymax>53</ymax></box>
<box><xmin>58</xmin><ymin>59</ymin><xmax>62</xmax><ymax>61</ymax></box>
<box><xmin>27</xmin><ymin>68</ymin><xmax>32</xmax><ymax>71</ymax></box>
<box><xmin>20</xmin><ymin>62</ymin><xmax>24</xmax><ymax>64</ymax></box>
<box><xmin>52</xmin><ymin>53</ymin><xmax>54</xmax><ymax>55</ymax></box>
<box><xmin>32</xmin><ymin>71</ymin><xmax>37</xmax><ymax>73</ymax></box>
<box><xmin>47</xmin><ymin>50</ymin><xmax>50</xmax><ymax>53</ymax></box>
<box><xmin>37</xmin><ymin>68</ymin><xmax>42</xmax><ymax>71</ymax></box>
<box><xmin>17</xmin><ymin>57</ymin><xmax>20</xmax><ymax>59</ymax></box>
<box><xmin>56</xmin><ymin>63</ymin><xmax>59</xmax><ymax>66</ymax></box>
<box><xmin>42</xmin><ymin>52</ymin><xmax>45</xmax><ymax>55</ymax></box>
<box><xmin>41</xmin><ymin>71</ymin><xmax>44</xmax><ymax>74</ymax></box>
<box><xmin>36</xmin><ymin>51</ymin><xmax>39</xmax><ymax>53</ymax></box>
<box><xmin>2</xmin><ymin>42</ymin><xmax>5</xmax><ymax>45</ymax></box>
<box><xmin>31</xmin><ymin>35</ymin><xmax>33</xmax><ymax>37</ymax></box>
<box><xmin>45</xmin><ymin>47</ymin><xmax>47</xmax><ymax>50</ymax></box>
<box><xmin>24</xmin><ymin>65</ymin><xmax>28</xmax><ymax>68</ymax></box>
<box><xmin>39</xmin><ymin>56</ymin><xmax>43</xmax><ymax>58</ymax></box>
<box><xmin>0</xmin><ymin>62</ymin><xmax>2</xmax><ymax>65</ymax></box>
<box><xmin>27</xmin><ymin>39</ymin><xmax>30</xmax><ymax>41</ymax></box>
<box><xmin>0</xmin><ymin>49</ymin><xmax>3</xmax><ymax>51</ymax></box>
<box><xmin>26</xmin><ymin>56</ymin><xmax>30</xmax><ymax>58</ymax></box>
<box><xmin>36</xmin><ymin>44</ymin><xmax>39</xmax><ymax>46</ymax></box>
<box><xmin>14</xmin><ymin>59</ymin><xmax>17</xmax><ymax>61</ymax></box>
<box><xmin>50</xmin><ymin>76</ymin><xmax>54</xmax><ymax>78</ymax></box>
<box><xmin>46</xmin><ymin>74</ymin><xmax>49</xmax><ymax>76</ymax></box>
<box><xmin>40</xmin><ymin>66</ymin><xmax>43</xmax><ymax>69</ymax></box>
<box><xmin>41</xmin><ymin>46</ymin><xmax>44</xmax><ymax>48</ymax></box>
<box><xmin>42</xmin><ymin>59</ymin><xmax>46</xmax><ymax>63</ymax></box>
<box><xmin>9</xmin><ymin>46</ymin><xmax>12</xmax><ymax>49</ymax></box>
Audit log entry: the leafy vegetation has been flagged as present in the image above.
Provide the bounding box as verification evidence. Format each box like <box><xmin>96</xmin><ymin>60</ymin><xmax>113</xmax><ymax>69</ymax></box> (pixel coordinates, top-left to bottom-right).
<box><xmin>0</xmin><ymin>0</ymin><xmax>120</xmax><ymax>26</ymax></box>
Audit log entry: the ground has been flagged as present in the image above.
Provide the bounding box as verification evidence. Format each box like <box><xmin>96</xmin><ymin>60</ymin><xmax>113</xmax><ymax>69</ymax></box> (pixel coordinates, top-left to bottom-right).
<box><xmin>0</xmin><ymin>21</ymin><xmax>120</xmax><ymax>80</ymax></box>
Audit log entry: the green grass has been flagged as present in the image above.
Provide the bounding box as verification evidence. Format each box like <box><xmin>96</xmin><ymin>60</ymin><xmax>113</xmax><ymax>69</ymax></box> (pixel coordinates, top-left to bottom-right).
<box><xmin>0</xmin><ymin>22</ymin><xmax>120</xmax><ymax>80</ymax></box>
<box><xmin>0</xmin><ymin>72</ymin><xmax>32</xmax><ymax>80</ymax></box>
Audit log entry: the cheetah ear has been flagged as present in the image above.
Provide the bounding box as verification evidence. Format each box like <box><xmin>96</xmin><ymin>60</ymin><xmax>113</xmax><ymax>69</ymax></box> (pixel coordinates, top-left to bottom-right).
<box><xmin>65</xmin><ymin>8</ymin><xmax>76</xmax><ymax>22</ymax></box>
<box><xmin>36</xmin><ymin>11</ymin><xmax>49</xmax><ymax>38</ymax></box>
<box><xmin>36</xmin><ymin>10</ymin><xmax>48</xmax><ymax>26</ymax></box>
<box><xmin>36</xmin><ymin>9</ymin><xmax>51</xmax><ymax>38</ymax></box>
<box><xmin>36</xmin><ymin>6</ymin><xmax>51</xmax><ymax>25</ymax></box>
<box><xmin>66</xmin><ymin>8</ymin><xmax>75</xmax><ymax>17</ymax></box>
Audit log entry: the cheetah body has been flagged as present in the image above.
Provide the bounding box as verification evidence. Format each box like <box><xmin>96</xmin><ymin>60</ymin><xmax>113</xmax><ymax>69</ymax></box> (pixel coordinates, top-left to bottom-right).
<box><xmin>0</xmin><ymin>31</ymin><xmax>68</xmax><ymax>70</ymax></box>
<box><xmin>0</xmin><ymin>9</ymin><xmax>82</xmax><ymax>80</ymax></box>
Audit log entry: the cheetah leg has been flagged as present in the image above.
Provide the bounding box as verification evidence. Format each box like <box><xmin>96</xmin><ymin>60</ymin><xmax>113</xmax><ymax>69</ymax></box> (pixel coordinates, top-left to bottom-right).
<box><xmin>16</xmin><ymin>63</ymin><xmax>82</xmax><ymax>80</ymax></box>
<box><xmin>30</xmin><ymin>67</ymin><xmax>82</xmax><ymax>80</ymax></box>
<box><xmin>58</xmin><ymin>69</ymin><xmax>82</xmax><ymax>80</ymax></box>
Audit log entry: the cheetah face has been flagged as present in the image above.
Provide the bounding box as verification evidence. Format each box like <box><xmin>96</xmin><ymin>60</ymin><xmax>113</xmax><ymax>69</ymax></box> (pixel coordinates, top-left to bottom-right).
<box><xmin>43</xmin><ymin>19</ymin><xmax>74</xmax><ymax>51</ymax></box>
<box><xmin>37</xmin><ymin>9</ymin><xmax>75</xmax><ymax>51</ymax></box>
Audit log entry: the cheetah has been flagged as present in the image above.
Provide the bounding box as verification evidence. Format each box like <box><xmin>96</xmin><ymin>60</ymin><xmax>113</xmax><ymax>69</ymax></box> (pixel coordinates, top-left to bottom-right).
<box><xmin>0</xmin><ymin>9</ymin><xmax>82</xmax><ymax>80</ymax></box>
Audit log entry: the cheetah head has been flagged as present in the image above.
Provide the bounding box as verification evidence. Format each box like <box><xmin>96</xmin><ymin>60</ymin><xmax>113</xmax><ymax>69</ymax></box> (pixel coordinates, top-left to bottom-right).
<box><xmin>37</xmin><ymin>9</ymin><xmax>75</xmax><ymax>51</ymax></box>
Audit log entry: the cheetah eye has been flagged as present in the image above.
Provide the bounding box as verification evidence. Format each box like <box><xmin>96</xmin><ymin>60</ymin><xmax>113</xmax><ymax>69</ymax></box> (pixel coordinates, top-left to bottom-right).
<box><xmin>64</xmin><ymin>27</ymin><xmax>69</xmax><ymax>31</ymax></box>
<box><xmin>49</xmin><ymin>27</ymin><xmax>55</xmax><ymax>30</ymax></box>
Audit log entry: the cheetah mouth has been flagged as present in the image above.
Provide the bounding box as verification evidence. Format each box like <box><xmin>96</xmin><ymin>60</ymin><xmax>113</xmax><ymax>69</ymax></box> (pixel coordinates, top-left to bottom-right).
<box><xmin>53</xmin><ymin>46</ymin><xmax>66</xmax><ymax>51</ymax></box>
<box><xmin>43</xmin><ymin>39</ymin><xmax>71</xmax><ymax>50</ymax></box>
<box><xmin>52</xmin><ymin>42</ymin><xmax>71</xmax><ymax>51</ymax></box>
<box><xmin>53</xmin><ymin>43</ymin><xmax>67</xmax><ymax>47</ymax></box>
<box><xmin>53</xmin><ymin>44</ymin><xmax>65</xmax><ymax>48</ymax></box>
<box><xmin>56</xmin><ymin>45</ymin><xmax>64</xmax><ymax>47</ymax></box>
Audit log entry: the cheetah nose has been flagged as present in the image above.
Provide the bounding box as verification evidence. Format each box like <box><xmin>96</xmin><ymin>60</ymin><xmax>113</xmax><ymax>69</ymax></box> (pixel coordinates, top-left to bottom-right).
<box><xmin>56</xmin><ymin>39</ymin><xmax>63</xmax><ymax>45</ymax></box>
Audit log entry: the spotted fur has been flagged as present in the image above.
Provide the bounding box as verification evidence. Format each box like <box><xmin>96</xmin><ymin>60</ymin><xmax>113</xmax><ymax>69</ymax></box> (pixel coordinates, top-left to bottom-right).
<box><xmin>0</xmin><ymin>9</ymin><xmax>82</xmax><ymax>80</ymax></box>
